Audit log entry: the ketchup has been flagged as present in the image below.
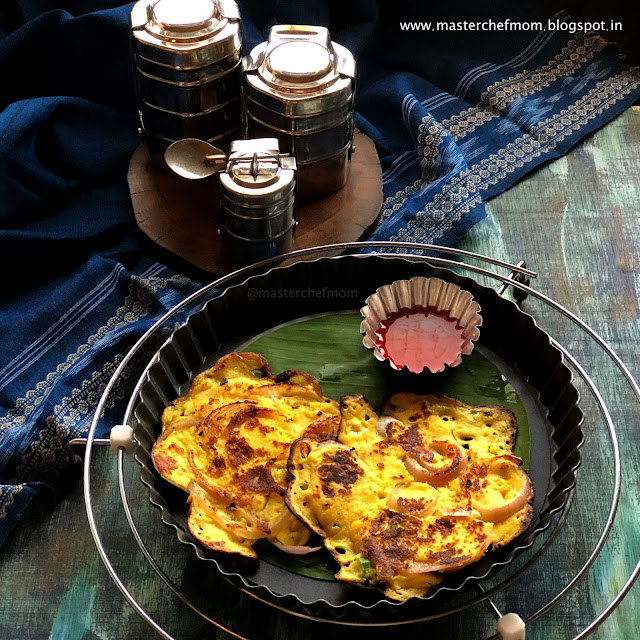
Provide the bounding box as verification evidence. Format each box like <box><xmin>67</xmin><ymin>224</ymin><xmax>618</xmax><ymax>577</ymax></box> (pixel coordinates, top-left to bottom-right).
<box><xmin>374</xmin><ymin>306</ymin><xmax>466</xmax><ymax>374</ymax></box>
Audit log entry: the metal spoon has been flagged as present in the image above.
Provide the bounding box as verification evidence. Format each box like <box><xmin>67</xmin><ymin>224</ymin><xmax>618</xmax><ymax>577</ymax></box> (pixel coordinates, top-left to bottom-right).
<box><xmin>164</xmin><ymin>138</ymin><xmax>227</xmax><ymax>179</ymax></box>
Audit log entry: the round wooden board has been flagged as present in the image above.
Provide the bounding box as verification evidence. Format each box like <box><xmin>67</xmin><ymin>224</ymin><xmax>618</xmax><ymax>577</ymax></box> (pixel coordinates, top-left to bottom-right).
<box><xmin>128</xmin><ymin>130</ymin><xmax>383</xmax><ymax>274</ymax></box>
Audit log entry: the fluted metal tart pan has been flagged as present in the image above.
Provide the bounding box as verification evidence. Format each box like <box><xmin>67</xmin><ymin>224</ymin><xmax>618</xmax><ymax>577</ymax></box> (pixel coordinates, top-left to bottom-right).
<box><xmin>131</xmin><ymin>254</ymin><xmax>583</xmax><ymax>620</ymax></box>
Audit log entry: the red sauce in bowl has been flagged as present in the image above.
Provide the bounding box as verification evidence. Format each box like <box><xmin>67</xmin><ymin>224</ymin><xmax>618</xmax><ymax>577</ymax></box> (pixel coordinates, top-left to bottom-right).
<box><xmin>374</xmin><ymin>306</ymin><xmax>466</xmax><ymax>374</ymax></box>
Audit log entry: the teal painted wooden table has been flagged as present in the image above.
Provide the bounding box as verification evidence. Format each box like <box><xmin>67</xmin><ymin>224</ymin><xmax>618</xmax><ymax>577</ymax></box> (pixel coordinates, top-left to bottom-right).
<box><xmin>1</xmin><ymin>107</ymin><xmax>639</xmax><ymax>640</ymax></box>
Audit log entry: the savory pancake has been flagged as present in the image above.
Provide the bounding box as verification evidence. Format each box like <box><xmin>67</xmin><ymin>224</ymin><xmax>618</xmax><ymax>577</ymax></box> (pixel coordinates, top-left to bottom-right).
<box><xmin>152</xmin><ymin>353</ymin><xmax>340</xmax><ymax>558</ymax></box>
<box><xmin>382</xmin><ymin>392</ymin><xmax>532</xmax><ymax>548</ymax></box>
<box><xmin>159</xmin><ymin>352</ymin><xmax>329</xmax><ymax>433</ymax></box>
<box><xmin>382</xmin><ymin>392</ymin><xmax>517</xmax><ymax>462</ymax></box>
<box><xmin>286</xmin><ymin>394</ymin><xmax>533</xmax><ymax>601</ymax></box>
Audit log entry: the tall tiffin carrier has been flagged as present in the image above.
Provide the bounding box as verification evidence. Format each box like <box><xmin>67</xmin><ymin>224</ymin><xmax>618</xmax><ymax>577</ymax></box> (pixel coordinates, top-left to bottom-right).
<box><xmin>242</xmin><ymin>25</ymin><xmax>356</xmax><ymax>198</ymax></box>
<box><xmin>130</xmin><ymin>0</ymin><xmax>242</xmax><ymax>151</ymax></box>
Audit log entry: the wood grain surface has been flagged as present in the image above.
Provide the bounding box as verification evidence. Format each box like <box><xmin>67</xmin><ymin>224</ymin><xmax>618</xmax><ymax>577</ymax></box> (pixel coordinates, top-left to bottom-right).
<box><xmin>1</xmin><ymin>108</ymin><xmax>640</xmax><ymax>640</ymax></box>
<box><xmin>129</xmin><ymin>130</ymin><xmax>383</xmax><ymax>273</ymax></box>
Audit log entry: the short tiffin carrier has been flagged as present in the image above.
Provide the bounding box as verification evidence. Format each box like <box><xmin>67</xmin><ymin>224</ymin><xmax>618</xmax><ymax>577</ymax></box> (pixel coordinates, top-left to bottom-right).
<box><xmin>219</xmin><ymin>138</ymin><xmax>297</xmax><ymax>262</ymax></box>
<box><xmin>164</xmin><ymin>137</ymin><xmax>297</xmax><ymax>264</ymax></box>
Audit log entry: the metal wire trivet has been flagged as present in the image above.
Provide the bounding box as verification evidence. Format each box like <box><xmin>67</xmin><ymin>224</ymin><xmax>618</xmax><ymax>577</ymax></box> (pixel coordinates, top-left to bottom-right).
<box><xmin>74</xmin><ymin>242</ymin><xmax>640</xmax><ymax>640</ymax></box>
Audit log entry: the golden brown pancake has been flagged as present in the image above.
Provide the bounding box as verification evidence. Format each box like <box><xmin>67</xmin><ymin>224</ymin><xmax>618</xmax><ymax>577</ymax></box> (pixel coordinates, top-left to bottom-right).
<box><xmin>152</xmin><ymin>353</ymin><xmax>339</xmax><ymax>558</ymax></box>
<box><xmin>382</xmin><ymin>392</ymin><xmax>517</xmax><ymax>462</ymax></box>
<box><xmin>286</xmin><ymin>394</ymin><xmax>533</xmax><ymax>601</ymax></box>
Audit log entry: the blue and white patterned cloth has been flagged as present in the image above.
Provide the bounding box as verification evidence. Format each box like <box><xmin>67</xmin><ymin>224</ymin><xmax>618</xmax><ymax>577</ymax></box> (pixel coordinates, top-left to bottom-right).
<box><xmin>1</xmin><ymin>0</ymin><xmax>639</xmax><ymax>546</ymax></box>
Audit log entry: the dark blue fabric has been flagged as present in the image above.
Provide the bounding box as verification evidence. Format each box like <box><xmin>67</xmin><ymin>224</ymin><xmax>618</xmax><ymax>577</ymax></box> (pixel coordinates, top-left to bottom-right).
<box><xmin>1</xmin><ymin>1</ymin><xmax>639</xmax><ymax>545</ymax></box>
